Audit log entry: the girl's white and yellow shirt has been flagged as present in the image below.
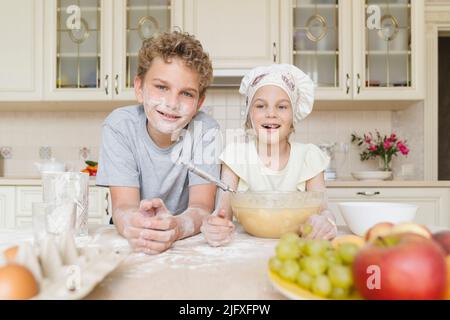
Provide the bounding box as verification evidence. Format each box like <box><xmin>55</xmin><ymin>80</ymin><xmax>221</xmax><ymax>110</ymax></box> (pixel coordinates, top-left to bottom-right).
<box><xmin>219</xmin><ymin>140</ymin><xmax>330</xmax><ymax>192</ymax></box>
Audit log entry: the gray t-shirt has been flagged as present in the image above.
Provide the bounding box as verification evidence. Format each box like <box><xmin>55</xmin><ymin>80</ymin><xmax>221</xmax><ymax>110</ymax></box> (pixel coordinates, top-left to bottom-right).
<box><xmin>96</xmin><ymin>105</ymin><xmax>221</xmax><ymax>215</ymax></box>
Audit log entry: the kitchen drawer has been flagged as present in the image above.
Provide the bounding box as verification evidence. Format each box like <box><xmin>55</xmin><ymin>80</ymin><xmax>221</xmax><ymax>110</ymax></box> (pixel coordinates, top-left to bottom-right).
<box><xmin>327</xmin><ymin>187</ymin><xmax>450</xmax><ymax>228</ymax></box>
<box><xmin>15</xmin><ymin>186</ymin><xmax>43</xmax><ymax>217</ymax></box>
<box><xmin>15</xmin><ymin>186</ymin><xmax>109</xmax><ymax>220</ymax></box>
<box><xmin>15</xmin><ymin>216</ymin><xmax>33</xmax><ymax>228</ymax></box>
<box><xmin>89</xmin><ymin>187</ymin><xmax>104</xmax><ymax>218</ymax></box>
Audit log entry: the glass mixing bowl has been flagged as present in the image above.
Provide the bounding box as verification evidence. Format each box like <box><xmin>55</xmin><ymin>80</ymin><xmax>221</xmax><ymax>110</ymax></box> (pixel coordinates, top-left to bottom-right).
<box><xmin>230</xmin><ymin>191</ymin><xmax>324</xmax><ymax>238</ymax></box>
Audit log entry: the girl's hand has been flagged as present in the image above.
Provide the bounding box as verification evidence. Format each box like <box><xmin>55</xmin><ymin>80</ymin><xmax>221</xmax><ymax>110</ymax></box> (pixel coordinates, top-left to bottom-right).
<box><xmin>200</xmin><ymin>209</ymin><xmax>235</xmax><ymax>247</ymax></box>
<box><xmin>300</xmin><ymin>212</ymin><xmax>337</xmax><ymax>240</ymax></box>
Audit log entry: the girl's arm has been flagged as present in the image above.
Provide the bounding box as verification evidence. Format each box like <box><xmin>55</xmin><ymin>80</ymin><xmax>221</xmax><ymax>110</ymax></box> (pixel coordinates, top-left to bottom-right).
<box><xmin>304</xmin><ymin>172</ymin><xmax>338</xmax><ymax>239</ymax></box>
<box><xmin>200</xmin><ymin>164</ymin><xmax>239</xmax><ymax>247</ymax></box>
<box><xmin>216</xmin><ymin>164</ymin><xmax>240</xmax><ymax>219</ymax></box>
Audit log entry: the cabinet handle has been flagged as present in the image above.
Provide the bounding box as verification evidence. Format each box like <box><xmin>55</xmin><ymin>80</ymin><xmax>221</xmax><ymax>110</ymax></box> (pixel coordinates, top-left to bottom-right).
<box><xmin>104</xmin><ymin>75</ymin><xmax>109</xmax><ymax>95</ymax></box>
<box><xmin>114</xmin><ymin>74</ymin><xmax>119</xmax><ymax>95</ymax></box>
<box><xmin>357</xmin><ymin>73</ymin><xmax>361</xmax><ymax>94</ymax></box>
<box><xmin>273</xmin><ymin>42</ymin><xmax>277</xmax><ymax>63</ymax></box>
<box><xmin>105</xmin><ymin>191</ymin><xmax>110</xmax><ymax>216</ymax></box>
<box><xmin>346</xmin><ymin>73</ymin><xmax>350</xmax><ymax>94</ymax></box>
<box><xmin>356</xmin><ymin>191</ymin><xmax>380</xmax><ymax>196</ymax></box>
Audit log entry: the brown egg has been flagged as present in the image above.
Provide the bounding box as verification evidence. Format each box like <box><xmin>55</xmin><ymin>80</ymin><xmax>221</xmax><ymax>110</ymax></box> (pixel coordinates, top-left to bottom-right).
<box><xmin>3</xmin><ymin>246</ymin><xmax>18</xmax><ymax>262</ymax></box>
<box><xmin>0</xmin><ymin>264</ymin><xmax>39</xmax><ymax>300</ymax></box>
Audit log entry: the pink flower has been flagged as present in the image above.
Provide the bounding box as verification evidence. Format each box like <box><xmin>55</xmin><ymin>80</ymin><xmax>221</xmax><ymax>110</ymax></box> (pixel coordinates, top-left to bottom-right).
<box><xmin>383</xmin><ymin>140</ymin><xmax>392</xmax><ymax>150</ymax></box>
<box><xmin>369</xmin><ymin>145</ymin><xmax>378</xmax><ymax>151</ymax></box>
<box><xmin>397</xmin><ymin>141</ymin><xmax>409</xmax><ymax>155</ymax></box>
<box><xmin>389</xmin><ymin>133</ymin><xmax>397</xmax><ymax>142</ymax></box>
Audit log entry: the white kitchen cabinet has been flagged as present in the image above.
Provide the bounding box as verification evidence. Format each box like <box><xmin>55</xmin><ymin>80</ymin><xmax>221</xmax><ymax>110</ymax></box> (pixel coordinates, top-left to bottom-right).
<box><xmin>327</xmin><ymin>187</ymin><xmax>450</xmax><ymax>228</ymax></box>
<box><xmin>44</xmin><ymin>0</ymin><xmax>183</xmax><ymax>101</ymax></box>
<box><xmin>9</xmin><ymin>186</ymin><xmax>110</xmax><ymax>228</ymax></box>
<box><xmin>281</xmin><ymin>0</ymin><xmax>424</xmax><ymax>101</ymax></box>
<box><xmin>0</xmin><ymin>187</ymin><xmax>15</xmax><ymax>229</ymax></box>
<box><xmin>183</xmin><ymin>0</ymin><xmax>280</xmax><ymax>73</ymax></box>
<box><xmin>15</xmin><ymin>186</ymin><xmax>43</xmax><ymax>217</ymax></box>
<box><xmin>0</xmin><ymin>0</ymin><xmax>44</xmax><ymax>101</ymax></box>
<box><xmin>113</xmin><ymin>0</ymin><xmax>184</xmax><ymax>100</ymax></box>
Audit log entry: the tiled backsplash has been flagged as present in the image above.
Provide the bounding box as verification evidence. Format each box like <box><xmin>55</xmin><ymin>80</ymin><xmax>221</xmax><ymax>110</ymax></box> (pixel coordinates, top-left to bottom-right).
<box><xmin>0</xmin><ymin>91</ymin><xmax>424</xmax><ymax>179</ymax></box>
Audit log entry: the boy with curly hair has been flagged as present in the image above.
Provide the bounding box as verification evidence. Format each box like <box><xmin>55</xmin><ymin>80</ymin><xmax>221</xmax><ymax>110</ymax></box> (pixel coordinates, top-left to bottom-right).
<box><xmin>97</xmin><ymin>31</ymin><xmax>220</xmax><ymax>254</ymax></box>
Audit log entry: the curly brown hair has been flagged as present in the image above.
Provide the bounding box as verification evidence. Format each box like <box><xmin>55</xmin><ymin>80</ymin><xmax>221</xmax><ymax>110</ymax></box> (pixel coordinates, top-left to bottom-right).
<box><xmin>137</xmin><ymin>31</ymin><xmax>213</xmax><ymax>97</ymax></box>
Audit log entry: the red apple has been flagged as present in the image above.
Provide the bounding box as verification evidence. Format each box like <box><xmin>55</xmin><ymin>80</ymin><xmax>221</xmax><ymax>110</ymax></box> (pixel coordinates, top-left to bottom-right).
<box><xmin>353</xmin><ymin>233</ymin><xmax>447</xmax><ymax>300</ymax></box>
<box><xmin>433</xmin><ymin>231</ymin><xmax>450</xmax><ymax>255</ymax></box>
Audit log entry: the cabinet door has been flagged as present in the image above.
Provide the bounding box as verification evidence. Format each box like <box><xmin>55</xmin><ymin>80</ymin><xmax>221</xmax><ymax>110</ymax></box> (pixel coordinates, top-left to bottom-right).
<box><xmin>44</xmin><ymin>0</ymin><xmax>114</xmax><ymax>100</ymax></box>
<box><xmin>112</xmin><ymin>0</ymin><xmax>183</xmax><ymax>100</ymax></box>
<box><xmin>0</xmin><ymin>187</ymin><xmax>15</xmax><ymax>229</ymax></box>
<box><xmin>15</xmin><ymin>186</ymin><xmax>43</xmax><ymax>217</ymax></box>
<box><xmin>352</xmin><ymin>0</ymin><xmax>424</xmax><ymax>100</ymax></box>
<box><xmin>0</xmin><ymin>0</ymin><xmax>43</xmax><ymax>101</ymax></box>
<box><xmin>88</xmin><ymin>186</ymin><xmax>111</xmax><ymax>224</ymax></box>
<box><xmin>183</xmin><ymin>0</ymin><xmax>280</xmax><ymax>71</ymax></box>
<box><xmin>281</xmin><ymin>0</ymin><xmax>353</xmax><ymax>100</ymax></box>
<box><xmin>327</xmin><ymin>188</ymin><xmax>450</xmax><ymax>228</ymax></box>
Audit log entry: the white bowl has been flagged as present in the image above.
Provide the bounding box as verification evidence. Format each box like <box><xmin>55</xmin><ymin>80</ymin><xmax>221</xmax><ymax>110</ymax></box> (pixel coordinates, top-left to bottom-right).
<box><xmin>351</xmin><ymin>171</ymin><xmax>392</xmax><ymax>181</ymax></box>
<box><xmin>337</xmin><ymin>202</ymin><xmax>418</xmax><ymax>236</ymax></box>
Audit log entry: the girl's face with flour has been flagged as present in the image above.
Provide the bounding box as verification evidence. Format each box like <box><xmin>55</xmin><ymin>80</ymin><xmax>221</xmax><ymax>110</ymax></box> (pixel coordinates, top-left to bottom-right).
<box><xmin>135</xmin><ymin>57</ymin><xmax>205</xmax><ymax>146</ymax></box>
<box><xmin>249</xmin><ymin>85</ymin><xmax>294</xmax><ymax>146</ymax></box>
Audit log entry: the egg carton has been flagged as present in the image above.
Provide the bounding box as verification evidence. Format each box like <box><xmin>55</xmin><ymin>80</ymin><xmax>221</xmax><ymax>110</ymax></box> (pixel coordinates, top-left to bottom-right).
<box><xmin>1</xmin><ymin>232</ymin><xmax>129</xmax><ymax>300</ymax></box>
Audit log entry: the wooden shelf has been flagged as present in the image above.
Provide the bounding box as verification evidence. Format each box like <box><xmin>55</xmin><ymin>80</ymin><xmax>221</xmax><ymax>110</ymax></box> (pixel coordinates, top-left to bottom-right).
<box><xmin>58</xmin><ymin>7</ymin><xmax>99</xmax><ymax>12</ymax></box>
<box><xmin>126</xmin><ymin>5</ymin><xmax>171</xmax><ymax>11</ymax></box>
<box><xmin>365</xmin><ymin>50</ymin><xmax>411</xmax><ymax>55</ymax></box>
<box><xmin>293</xmin><ymin>4</ymin><xmax>338</xmax><ymax>9</ymax></box>
<box><xmin>57</xmin><ymin>53</ymin><xmax>100</xmax><ymax>58</ymax></box>
<box><xmin>364</xmin><ymin>4</ymin><xmax>411</xmax><ymax>9</ymax></box>
<box><xmin>293</xmin><ymin>50</ymin><xmax>339</xmax><ymax>55</ymax></box>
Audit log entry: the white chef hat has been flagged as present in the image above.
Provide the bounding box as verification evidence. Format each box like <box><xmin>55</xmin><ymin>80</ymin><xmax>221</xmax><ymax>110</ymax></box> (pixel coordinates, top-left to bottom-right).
<box><xmin>239</xmin><ymin>64</ymin><xmax>314</xmax><ymax>128</ymax></box>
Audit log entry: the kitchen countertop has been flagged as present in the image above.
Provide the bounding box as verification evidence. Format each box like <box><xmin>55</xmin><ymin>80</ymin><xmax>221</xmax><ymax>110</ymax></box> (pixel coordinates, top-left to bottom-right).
<box><xmin>2</xmin><ymin>177</ymin><xmax>450</xmax><ymax>188</ymax></box>
<box><xmin>0</xmin><ymin>224</ymin><xmax>446</xmax><ymax>300</ymax></box>
<box><xmin>325</xmin><ymin>180</ymin><xmax>450</xmax><ymax>188</ymax></box>
<box><xmin>0</xmin><ymin>177</ymin><xmax>98</xmax><ymax>186</ymax></box>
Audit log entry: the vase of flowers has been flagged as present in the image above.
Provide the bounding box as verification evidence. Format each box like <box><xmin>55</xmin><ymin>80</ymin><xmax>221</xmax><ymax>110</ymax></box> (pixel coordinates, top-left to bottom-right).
<box><xmin>351</xmin><ymin>131</ymin><xmax>410</xmax><ymax>172</ymax></box>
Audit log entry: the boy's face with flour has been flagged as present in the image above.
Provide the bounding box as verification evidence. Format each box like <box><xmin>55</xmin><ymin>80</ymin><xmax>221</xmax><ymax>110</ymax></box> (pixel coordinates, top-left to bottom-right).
<box><xmin>134</xmin><ymin>56</ymin><xmax>205</xmax><ymax>147</ymax></box>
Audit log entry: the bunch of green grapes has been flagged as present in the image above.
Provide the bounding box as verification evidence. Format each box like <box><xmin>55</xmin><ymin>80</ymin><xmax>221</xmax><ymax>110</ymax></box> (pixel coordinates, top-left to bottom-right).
<box><xmin>269</xmin><ymin>232</ymin><xmax>360</xmax><ymax>299</ymax></box>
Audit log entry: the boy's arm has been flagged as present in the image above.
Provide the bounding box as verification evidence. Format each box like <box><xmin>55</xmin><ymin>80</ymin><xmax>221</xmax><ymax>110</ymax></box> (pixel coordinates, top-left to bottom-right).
<box><xmin>174</xmin><ymin>183</ymin><xmax>217</xmax><ymax>240</ymax></box>
<box><xmin>110</xmin><ymin>186</ymin><xmax>141</xmax><ymax>236</ymax></box>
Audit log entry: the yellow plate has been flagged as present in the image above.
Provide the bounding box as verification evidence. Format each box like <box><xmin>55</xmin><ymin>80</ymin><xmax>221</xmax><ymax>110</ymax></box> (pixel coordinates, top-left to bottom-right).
<box><xmin>268</xmin><ymin>268</ymin><xmax>327</xmax><ymax>300</ymax></box>
<box><xmin>268</xmin><ymin>268</ymin><xmax>362</xmax><ymax>300</ymax></box>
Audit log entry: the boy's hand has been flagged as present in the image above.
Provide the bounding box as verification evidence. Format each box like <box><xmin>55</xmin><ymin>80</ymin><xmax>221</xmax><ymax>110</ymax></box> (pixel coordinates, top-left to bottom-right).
<box><xmin>300</xmin><ymin>212</ymin><xmax>337</xmax><ymax>240</ymax></box>
<box><xmin>200</xmin><ymin>209</ymin><xmax>235</xmax><ymax>247</ymax></box>
<box><xmin>122</xmin><ymin>199</ymin><xmax>180</xmax><ymax>255</ymax></box>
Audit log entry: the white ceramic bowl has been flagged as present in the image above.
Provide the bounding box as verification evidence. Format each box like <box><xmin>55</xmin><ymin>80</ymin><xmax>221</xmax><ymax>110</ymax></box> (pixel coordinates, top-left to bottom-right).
<box><xmin>351</xmin><ymin>171</ymin><xmax>392</xmax><ymax>181</ymax></box>
<box><xmin>337</xmin><ymin>202</ymin><xmax>418</xmax><ymax>236</ymax></box>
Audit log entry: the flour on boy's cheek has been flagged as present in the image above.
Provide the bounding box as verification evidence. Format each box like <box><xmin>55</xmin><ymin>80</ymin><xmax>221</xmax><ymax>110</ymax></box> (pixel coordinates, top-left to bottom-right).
<box><xmin>142</xmin><ymin>90</ymin><xmax>198</xmax><ymax>138</ymax></box>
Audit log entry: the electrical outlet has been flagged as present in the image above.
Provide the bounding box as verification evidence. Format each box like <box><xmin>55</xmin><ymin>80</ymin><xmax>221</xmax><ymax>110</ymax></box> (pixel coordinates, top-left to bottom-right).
<box><xmin>0</xmin><ymin>146</ymin><xmax>12</xmax><ymax>159</ymax></box>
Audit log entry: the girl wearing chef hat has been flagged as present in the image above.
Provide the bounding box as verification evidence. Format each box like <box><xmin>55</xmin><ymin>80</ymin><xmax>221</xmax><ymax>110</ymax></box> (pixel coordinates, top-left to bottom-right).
<box><xmin>201</xmin><ymin>64</ymin><xmax>337</xmax><ymax>246</ymax></box>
